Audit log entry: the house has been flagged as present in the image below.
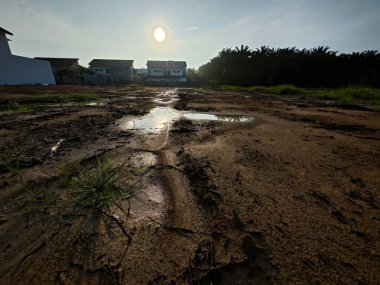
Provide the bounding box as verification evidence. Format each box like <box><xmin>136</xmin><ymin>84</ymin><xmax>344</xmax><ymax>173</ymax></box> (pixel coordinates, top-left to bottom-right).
<box><xmin>0</xmin><ymin>27</ymin><xmax>56</xmax><ymax>85</ymax></box>
<box><xmin>34</xmin><ymin>58</ymin><xmax>80</xmax><ymax>72</ymax></box>
<box><xmin>88</xmin><ymin>59</ymin><xmax>134</xmax><ymax>84</ymax></box>
<box><xmin>146</xmin><ymin>60</ymin><xmax>187</xmax><ymax>83</ymax></box>
<box><xmin>133</xmin><ymin>68</ymin><xmax>149</xmax><ymax>82</ymax></box>
<box><xmin>34</xmin><ymin>58</ymin><xmax>82</xmax><ymax>84</ymax></box>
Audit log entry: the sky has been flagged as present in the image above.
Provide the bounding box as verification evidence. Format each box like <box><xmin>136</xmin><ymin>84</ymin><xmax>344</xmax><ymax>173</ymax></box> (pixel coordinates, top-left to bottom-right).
<box><xmin>1</xmin><ymin>0</ymin><xmax>379</xmax><ymax>68</ymax></box>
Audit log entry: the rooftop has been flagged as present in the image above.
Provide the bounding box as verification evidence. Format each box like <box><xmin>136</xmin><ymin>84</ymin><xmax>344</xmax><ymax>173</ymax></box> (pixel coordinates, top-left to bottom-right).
<box><xmin>35</xmin><ymin>58</ymin><xmax>79</xmax><ymax>68</ymax></box>
<box><xmin>147</xmin><ymin>60</ymin><xmax>187</xmax><ymax>69</ymax></box>
<box><xmin>89</xmin><ymin>59</ymin><xmax>134</xmax><ymax>68</ymax></box>
<box><xmin>0</xmin><ymin>27</ymin><xmax>13</xmax><ymax>36</ymax></box>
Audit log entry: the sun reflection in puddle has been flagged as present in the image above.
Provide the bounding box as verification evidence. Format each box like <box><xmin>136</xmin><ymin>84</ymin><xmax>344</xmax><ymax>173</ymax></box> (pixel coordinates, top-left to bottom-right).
<box><xmin>183</xmin><ymin>113</ymin><xmax>252</xmax><ymax>122</ymax></box>
<box><xmin>119</xmin><ymin>107</ymin><xmax>181</xmax><ymax>132</ymax></box>
<box><xmin>119</xmin><ymin>107</ymin><xmax>253</xmax><ymax>132</ymax></box>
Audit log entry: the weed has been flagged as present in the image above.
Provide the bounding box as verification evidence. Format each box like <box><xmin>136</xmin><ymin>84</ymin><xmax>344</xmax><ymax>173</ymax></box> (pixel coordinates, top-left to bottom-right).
<box><xmin>59</xmin><ymin>158</ymin><xmax>82</xmax><ymax>178</ymax></box>
<box><xmin>6</xmin><ymin>101</ymin><xmax>33</xmax><ymax>114</ymax></box>
<box><xmin>58</xmin><ymin>158</ymin><xmax>83</xmax><ymax>187</ymax></box>
<box><xmin>21</xmin><ymin>181</ymin><xmax>56</xmax><ymax>213</ymax></box>
<box><xmin>140</xmin><ymin>102</ymin><xmax>155</xmax><ymax>113</ymax></box>
<box><xmin>219</xmin><ymin>85</ymin><xmax>306</xmax><ymax>95</ymax></box>
<box><xmin>71</xmin><ymin>157</ymin><xmax>134</xmax><ymax>209</ymax></box>
<box><xmin>315</xmin><ymin>87</ymin><xmax>380</xmax><ymax>105</ymax></box>
<box><xmin>0</xmin><ymin>152</ymin><xmax>21</xmax><ymax>173</ymax></box>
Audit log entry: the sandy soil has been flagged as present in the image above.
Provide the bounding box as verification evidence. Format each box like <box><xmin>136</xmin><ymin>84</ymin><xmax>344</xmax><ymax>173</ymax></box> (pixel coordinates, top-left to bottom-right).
<box><xmin>0</xmin><ymin>85</ymin><xmax>379</xmax><ymax>284</ymax></box>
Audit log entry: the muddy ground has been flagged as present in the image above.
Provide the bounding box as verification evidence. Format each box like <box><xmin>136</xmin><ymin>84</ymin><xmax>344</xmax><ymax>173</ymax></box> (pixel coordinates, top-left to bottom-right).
<box><xmin>0</xmin><ymin>85</ymin><xmax>379</xmax><ymax>284</ymax></box>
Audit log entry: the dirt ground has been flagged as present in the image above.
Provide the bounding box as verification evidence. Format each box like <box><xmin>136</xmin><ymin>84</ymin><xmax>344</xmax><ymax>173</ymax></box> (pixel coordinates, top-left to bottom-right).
<box><xmin>0</xmin><ymin>85</ymin><xmax>379</xmax><ymax>285</ymax></box>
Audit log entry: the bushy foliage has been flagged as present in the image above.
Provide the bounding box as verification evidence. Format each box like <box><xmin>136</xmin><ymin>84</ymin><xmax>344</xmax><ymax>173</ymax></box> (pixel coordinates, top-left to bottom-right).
<box><xmin>197</xmin><ymin>45</ymin><xmax>380</xmax><ymax>88</ymax></box>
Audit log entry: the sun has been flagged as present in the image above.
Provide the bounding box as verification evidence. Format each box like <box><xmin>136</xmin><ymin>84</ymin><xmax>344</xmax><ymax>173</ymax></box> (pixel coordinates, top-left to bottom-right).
<box><xmin>154</xmin><ymin>27</ymin><xmax>166</xmax><ymax>43</ymax></box>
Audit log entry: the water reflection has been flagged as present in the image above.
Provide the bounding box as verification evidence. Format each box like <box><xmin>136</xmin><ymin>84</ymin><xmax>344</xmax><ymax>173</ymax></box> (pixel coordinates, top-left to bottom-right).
<box><xmin>119</xmin><ymin>107</ymin><xmax>253</xmax><ymax>133</ymax></box>
<box><xmin>119</xmin><ymin>107</ymin><xmax>181</xmax><ymax>132</ymax></box>
<box><xmin>183</xmin><ymin>113</ymin><xmax>252</xmax><ymax>122</ymax></box>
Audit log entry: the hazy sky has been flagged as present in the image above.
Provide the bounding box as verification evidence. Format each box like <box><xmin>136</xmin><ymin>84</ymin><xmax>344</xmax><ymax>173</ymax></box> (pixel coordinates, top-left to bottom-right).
<box><xmin>1</xmin><ymin>0</ymin><xmax>379</xmax><ymax>68</ymax></box>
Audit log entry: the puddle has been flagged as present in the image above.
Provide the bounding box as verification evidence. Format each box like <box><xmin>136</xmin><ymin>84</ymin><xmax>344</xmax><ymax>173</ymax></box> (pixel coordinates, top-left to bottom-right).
<box><xmin>158</xmin><ymin>89</ymin><xmax>178</xmax><ymax>97</ymax></box>
<box><xmin>119</xmin><ymin>107</ymin><xmax>253</xmax><ymax>133</ymax></box>
<box><xmin>153</xmin><ymin>89</ymin><xmax>180</xmax><ymax>105</ymax></box>
<box><xmin>183</xmin><ymin>113</ymin><xmax>252</xmax><ymax>122</ymax></box>
<box><xmin>86</xmin><ymin>101</ymin><xmax>105</xmax><ymax>106</ymax></box>
<box><xmin>153</xmin><ymin>97</ymin><xmax>179</xmax><ymax>105</ymax></box>
<box><xmin>119</xmin><ymin>107</ymin><xmax>181</xmax><ymax>132</ymax></box>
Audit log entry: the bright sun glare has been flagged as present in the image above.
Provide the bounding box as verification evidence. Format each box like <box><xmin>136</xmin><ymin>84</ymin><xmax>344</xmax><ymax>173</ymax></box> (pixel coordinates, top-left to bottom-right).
<box><xmin>154</xmin><ymin>27</ymin><xmax>166</xmax><ymax>43</ymax></box>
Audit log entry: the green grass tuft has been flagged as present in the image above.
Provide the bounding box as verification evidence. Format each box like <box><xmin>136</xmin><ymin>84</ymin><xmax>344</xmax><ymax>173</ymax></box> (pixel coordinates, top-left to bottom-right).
<box><xmin>71</xmin><ymin>157</ymin><xmax>134</xmax><ymax>209</ymax></box>
<box><xmin>6</xmin><ymin>101</ymin><xmax>33</xmax><ymax>114</ymax></box>
<box><xmin>22</xmin><ymin>185</ymin><xmax>55</xmax><ymax>212</ymax></box>
<box><xmin>0</xmin><ymin>152</ymin><xmax>21</xmax><ymax>173</ymax></box>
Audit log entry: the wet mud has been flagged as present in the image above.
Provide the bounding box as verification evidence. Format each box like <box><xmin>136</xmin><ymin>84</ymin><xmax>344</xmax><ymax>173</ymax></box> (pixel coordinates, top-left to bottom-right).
<box><xmin>0</xmin><ymin>85</ymin><xmax>379</xmax><ymax>284</ymax></box>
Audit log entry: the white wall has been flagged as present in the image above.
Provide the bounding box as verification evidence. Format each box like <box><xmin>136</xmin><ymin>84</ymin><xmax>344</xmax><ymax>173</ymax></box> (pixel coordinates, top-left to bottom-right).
<box><xmin>0</xmin><ymin>33</ymin><xmax>56</xmax><ymax>85</ymax></box>
<box><xmin>170</xmin><ymin>69</ymin><xmax>184</xmax><ymax>76</ymax></box>
<box><xmin>0</xmin><ymin>55</ymin><xmax>56</xmax><ymax>85</ymax></box>
<box><xmin>150</xmin><ymin>69</ymin><xmax>164</xmax><ymax>76</ymax></box>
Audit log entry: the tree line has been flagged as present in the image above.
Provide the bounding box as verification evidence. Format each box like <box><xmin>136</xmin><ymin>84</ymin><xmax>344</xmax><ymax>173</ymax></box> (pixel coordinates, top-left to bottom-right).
<box><xmin>188</xmin><ymin>45</ymin><xmax>380</xmax><ymax>88</ymax></box>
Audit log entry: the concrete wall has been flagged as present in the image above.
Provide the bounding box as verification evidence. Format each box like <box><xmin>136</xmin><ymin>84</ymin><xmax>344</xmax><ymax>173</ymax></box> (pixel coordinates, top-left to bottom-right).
<box><xmin>0</xmin><ymin>33</ymin><xmax>56</xmax><ymax>85</ymax></box>
<box><xmin>0</xmin><ymin>55</ymin><xmax>56</xmax><ymax>85</ymax></box>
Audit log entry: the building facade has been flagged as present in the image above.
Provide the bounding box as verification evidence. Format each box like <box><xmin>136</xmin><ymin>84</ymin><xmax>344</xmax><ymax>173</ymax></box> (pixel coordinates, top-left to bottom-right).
<box><xmin>35</xmin><ymin>58</ymin><xmax>81</xmax><ymax>84</ymax></box>
<box><xmin>88</xmin><ymin>59</ymin><xmax>134</xmax><ymax>84</ymax></box>
<box><xmin>146</xmin><ymin>60</ymin><xmax>187</xmax><ymax>83</ymax></box>
<box><xmin>0</xmin><ymin>27</ymin><xmax>55</xmax><ymax>85</ymax></box>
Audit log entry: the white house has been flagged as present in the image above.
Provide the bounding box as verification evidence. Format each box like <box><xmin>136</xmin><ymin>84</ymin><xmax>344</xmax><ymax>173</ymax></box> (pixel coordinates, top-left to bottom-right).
<box><xmin>0</xmin><ymin>27</ymin><xmax>56</xmax><ymax>85</ymax></box>
<box><xmin>88</xmin><ymin>59</ymin><xmax>134</xmax><ymax>83</ymax></box>
<box><xmin>146</xmin><ymin>60</ymin><xmax>187</xmax><ymax>83</ymax></box>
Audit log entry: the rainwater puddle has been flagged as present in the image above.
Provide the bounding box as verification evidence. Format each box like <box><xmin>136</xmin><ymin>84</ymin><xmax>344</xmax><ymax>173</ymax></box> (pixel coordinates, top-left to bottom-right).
<box><xmin>153</xmin><ymin>97</ymin><xmax>179</xmax><ymax>105</ymax></box>
<box><xmin>154</xmin><ymin>89</ymin><xmax>179</xmax><ymax>105</ymax></box>
<box><xmin>119</xmin><ymin>107</ymin><xmax>253</xmax><ymax>132</ymax></box>
<box><xmin>183</xmin><ymin>113</ymin><xmax>252</xmax><ymax>122</ymax></box>
<box><xmin>86</xmin><ymin>101</ymin><xmax>105</xmax><ymax>106</ymax></box>
<box><xmin>119</xmin><ymin>107</ymin><xmax>181</xmax><ymax>132</ymax></box>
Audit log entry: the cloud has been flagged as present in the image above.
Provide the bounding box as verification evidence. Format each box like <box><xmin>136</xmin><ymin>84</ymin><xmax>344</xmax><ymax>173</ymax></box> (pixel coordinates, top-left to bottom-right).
<box><xmin>187</xmin><ymin>26</ymin><xmax>199</xmax><ymax>31</ymax></box>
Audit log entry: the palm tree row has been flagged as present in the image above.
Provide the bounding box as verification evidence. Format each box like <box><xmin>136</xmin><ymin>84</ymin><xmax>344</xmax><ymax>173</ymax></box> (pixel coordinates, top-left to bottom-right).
<box><xmin>194</xmin><ymin>45</ymin><xmax>380</xmax><ymax>87</ymax></box>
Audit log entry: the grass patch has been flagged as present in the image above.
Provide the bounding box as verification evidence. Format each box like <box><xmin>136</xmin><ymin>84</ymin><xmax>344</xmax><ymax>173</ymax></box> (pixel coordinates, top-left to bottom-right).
<box><xmin>5</xmin><ymin>101</ymin><xmax>33</xmax><ymax>114</ymax></box>
<box><xmin>9</xmin><ymin>92</ymin><xmax>101</xmax><ymax>104</ymax></box>
<box><xmin>140</xmin><ymin>102</ymin><xmax>155</xmax><ymax>113</ymax></box>
<box><xmin>70</xmin><ymin>157</ymin><xmax>135</xmax><ymax>209</ymax></box>
<box><xmin>33</xmin><ymin>92</ymin><xmax>101</xmax><ymax>103</ymax></box>
<box><xmin>23</xmin><ymin>185</ymin><xmax>55</xmax><ymax>212</ymax></box>
<box><xmin>314</xmin><ymin>87</ymin><xmax>380</xmax><ymax>105</ymax></box>
<box><xmin>219</xmin><ymin>85</ymin><xmax>380</xmax><ymax>105</ymax></box>
<box><xmin>220</xmin><ymin>84</ymin><xmax>306</xmax><ymax>95</ymax></box>
<box><xmin>0</xmin><ymin>152</ymin><xmax>21</xmax><ymax>173</ymax></box>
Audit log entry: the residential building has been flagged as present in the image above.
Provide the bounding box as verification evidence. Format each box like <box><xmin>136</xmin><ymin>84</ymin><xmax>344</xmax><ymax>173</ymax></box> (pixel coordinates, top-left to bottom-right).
<box><xmin>35</xmin><ymin>58</ymin><xmax>80</xmax><ymax>72</ymax></box>
<box><xmin>88</xmin><ymin>59</ymin><xmax>134</xmax><ymax>84</ymax></box>
<box><xmin>0</xmin><ymin>27</ymin><xmax>55</xmax><ymax>85</ymax></box>
<box><xmin>134</xmin><ymin>68</ymin><xmax>149</xmax><ymax>82</ymax></box>
<box><xmin>35</xmin><ymin>58</ymin><xmax>82</xmax><ymax>84</ymax></box>
<box><xmin>146</xmin><ymin>60</ymin><xmax>187</xmax><ymax>83</ymax></box>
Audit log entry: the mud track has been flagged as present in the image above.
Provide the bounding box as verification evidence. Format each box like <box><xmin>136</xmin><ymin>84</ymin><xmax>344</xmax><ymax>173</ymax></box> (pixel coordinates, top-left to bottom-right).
<box><xmin>0</xmin><ymin>85</ymin><xmax>379</xmax><ymax>284</ymax></box>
